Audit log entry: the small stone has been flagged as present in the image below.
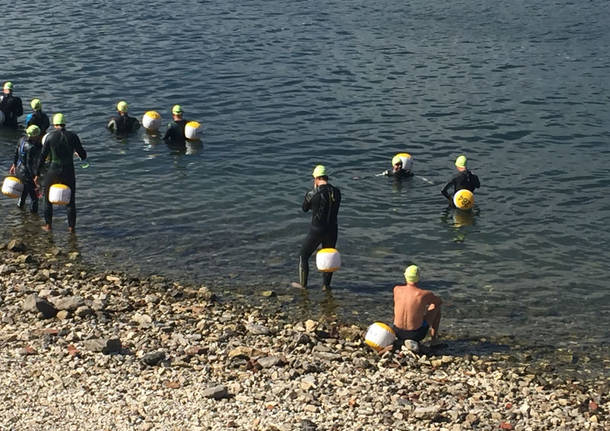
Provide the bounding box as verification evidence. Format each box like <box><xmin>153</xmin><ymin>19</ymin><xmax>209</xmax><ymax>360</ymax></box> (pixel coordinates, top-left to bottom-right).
<box><xmin>56</xmin><ymin>310</ymin><xmax>69</xmax><ymax>320</ymax></box>
<box><xmin>261</xmin><ymin>290</ymin><xmax>275</xmax><ymax>297</ymax></box>
<box><xmin>75</xmin><ymin>306</ymin><xmax>93</xmax><ymax>317</ymax></box>
<box><xmin>305</xmin><ymin>320</ymin><xmax>317</xmax><ymax>332</ymax></box>
<box><xmin>53</xmin><ymin>296</ymin><xmax>85</xmax><ymax>311</ymax></box>
<box><xmin>300</xmin><ymin>375</ymin><xmax>316</xmax><ymax>390</ymax></box>
<box><xmin>35</xmin><ymin>298</ymin><xmax>58</xmax><ymax>319</ymax></box>
<box><xmin>201</xmin><ymin>385</ymin><xmax>229</xmax><ymax>400</ymax></box>
<box><xmin>246</xmin><ymin>323</ymin><xmax>270</xmax><ymax>335</ymax></box>
<box><xmin>132</xmin><ymin>313</ymin><xmax>153</xmax><ymax>328</ymax></box>
<box><xmin>106</xmin><ymin>275</ymin><xmax>121</xmax><ymax>283</ymax></box>
<box><xmin>257</xmin><ymin>356</ymin><xmax>282</xmax><ymax>368</ymax></box>
<box><xmin>401</xmin><ymin>340</ymin><xmax>420</xmax><ymax>353</ymax></box>
<box><xmin>141</xmin><ymin>351</ymin><xmax>166</xmax><ymax>366</ymax></box>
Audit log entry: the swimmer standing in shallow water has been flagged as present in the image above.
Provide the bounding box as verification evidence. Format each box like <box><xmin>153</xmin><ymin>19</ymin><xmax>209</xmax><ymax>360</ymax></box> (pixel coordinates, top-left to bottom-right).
<box><xmin>441</xmin><ymin>155</ymin><xmax>480</xmax><ymax>206</ymax></box>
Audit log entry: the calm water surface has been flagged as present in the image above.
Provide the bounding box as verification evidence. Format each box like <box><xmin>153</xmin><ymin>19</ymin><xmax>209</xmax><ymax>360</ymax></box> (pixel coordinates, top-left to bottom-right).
<box><xmin>1</xmin><ymin>0</ymin><xmax>609</xmax><ymax>364</ymax></box>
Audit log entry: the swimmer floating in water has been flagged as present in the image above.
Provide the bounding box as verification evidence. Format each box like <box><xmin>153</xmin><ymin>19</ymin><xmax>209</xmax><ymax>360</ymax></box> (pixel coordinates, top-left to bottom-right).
<box><xmin>378</xmin><ymin>153</ymin><xmax>414</xmax><ymax>178</ymax></box>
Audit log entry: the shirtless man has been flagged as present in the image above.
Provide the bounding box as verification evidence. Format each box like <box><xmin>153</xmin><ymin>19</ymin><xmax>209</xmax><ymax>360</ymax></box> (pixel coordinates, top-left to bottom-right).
<box><xmin>393</xmin><ymin>265</ymin><xmax>442</xmax><ymax>345</ymax></box>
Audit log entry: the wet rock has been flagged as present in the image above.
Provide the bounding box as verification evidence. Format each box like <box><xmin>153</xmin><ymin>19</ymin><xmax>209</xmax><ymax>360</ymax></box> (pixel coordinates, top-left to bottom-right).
<box><xmin>246</xmin><ymin>323</ymin><xmax>270</xmax><ymax>335</ymax></box>
<box><xmin>7</xmin><ymin>239</ymin><xmax>26</xmax><ymax>253</ymax></box>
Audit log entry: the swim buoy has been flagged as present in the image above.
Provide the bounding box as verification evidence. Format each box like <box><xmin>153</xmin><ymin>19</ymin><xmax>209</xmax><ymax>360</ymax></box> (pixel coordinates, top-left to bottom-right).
<box><xmin>316</xmin><ymin>248</ymin><xmax>341</xmax><ymax>272</ymax></box>
<box><xmin>142</xmin><ymin>111</ymin><xmax>162</xmax><ymax>131</ymax></box>
<box><xmin>49</xmin><ymin>184</ymin><xmax>71</xmax><ymax>205</ymax></box>
<box><xmin>2</xmin><ymin>176</ymin><xmax>23</xmax><ymax>198</ymax></box>
<box><xmin>184</xmin><ymin>121</ymin><xmax>202</xmax><ymax>141</ymax></box>
<box><xmin>365</xmin><ymin>322</ymin><xmax>396</xmax><ymax>352</ymax></box>
<box><xmin>453</xmin><ymin>189</ymin><xmax>474</xmax><ymax>210</ymax></box>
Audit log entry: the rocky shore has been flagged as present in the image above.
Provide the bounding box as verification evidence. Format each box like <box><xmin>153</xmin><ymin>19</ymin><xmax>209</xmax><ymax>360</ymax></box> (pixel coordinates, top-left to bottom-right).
<box><xmin>0</xmin><ymin>239</ymin><xmax>607</xmax><ymax>431</ymax></box>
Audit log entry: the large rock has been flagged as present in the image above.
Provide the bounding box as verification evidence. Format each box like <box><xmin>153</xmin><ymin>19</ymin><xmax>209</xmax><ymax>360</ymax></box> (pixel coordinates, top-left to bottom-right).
<box><xmin>83</xmin><ymin>338</ymin><xmax>122</xmax><ymax>354</ymax></box>
<box><xmin>6</xmin><ymin>239</ymin><xmax>26</xmax><ymax>253</ymax></box>
<box><xmin>23</xmin><ymin>296</ymin><xmax>58</xmax><ymax>319</ymax></box>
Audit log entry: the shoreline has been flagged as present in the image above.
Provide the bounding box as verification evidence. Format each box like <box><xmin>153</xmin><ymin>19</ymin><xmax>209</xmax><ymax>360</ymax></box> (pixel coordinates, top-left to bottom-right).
<box><xmin>0</xmin><ymin>239</ymin><xmax>607</xmax><ymax>430</ymax></box>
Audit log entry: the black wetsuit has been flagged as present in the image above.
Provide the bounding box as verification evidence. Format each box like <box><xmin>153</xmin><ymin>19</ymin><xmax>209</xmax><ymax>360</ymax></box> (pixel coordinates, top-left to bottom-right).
<box><xmin>299</xmin><ymin>183</ymin><xmax>341</xmax><ymax>288</ymax></box>
<box><xmin>0</xmin><ymin>92</ymin><xmax>23</xmax><ymax>128</ymax></box>
<box><xmin>383</xmin><ymin>168</ymin><xmax>413</xmax><ymax>179</ymax></box>
<box><xmin>25</xmin><ymin>110</ymin><xmax>50</xmax><ymax>134</ymax></box>
<box><xmin>36</xmin><ymin>127</ymin><xmax>87</xmax><ymax>228</ymax></box>
<box><xmin>163</xmin><ymin>119</ymin><xmax>187</xmax><ymax>147</ymax></box>
<box><xmin>441</xmin><ymin>169</ymin><xmax>480</xmax><ymax>203</ymax></box>
<box><xmin>107</xmin><ymin>113</ymin><xmax>140</xmax><ymax>135</ymax></box>
<box><xmin>13</xmin><ymin>136</ymin><xmax>42</xmax><ymax>212</ymax></box>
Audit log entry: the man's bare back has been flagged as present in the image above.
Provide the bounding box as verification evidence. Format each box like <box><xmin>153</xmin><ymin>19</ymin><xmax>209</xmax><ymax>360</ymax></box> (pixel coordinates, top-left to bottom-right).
<box><xmin>393</xmin><ymin>265</ymin><xmax>442</xmax><ymax>342</ymax></box>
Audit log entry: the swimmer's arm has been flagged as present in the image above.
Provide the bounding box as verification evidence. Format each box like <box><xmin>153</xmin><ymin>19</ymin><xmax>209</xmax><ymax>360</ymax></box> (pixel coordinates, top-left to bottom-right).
<box><xmin>423</xmin><ymin>291</ymin><xmax>442</xmax><ymax>310</ymax></box>
<box><xmin>302</xmin><ymin>190</ymin><xmax>315</xmax><ymax>212</ymax></box>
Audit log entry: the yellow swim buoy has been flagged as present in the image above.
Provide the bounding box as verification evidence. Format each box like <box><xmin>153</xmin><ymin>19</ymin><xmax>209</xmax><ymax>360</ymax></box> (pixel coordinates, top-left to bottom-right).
<box><xmin>453</xmin><ymin>189</ymin><xmax>474</xmax><ymax>210</ymax></box>
<box><xmin>184</xmin><ymin>121</ymin><xmax>202</xmax><ymax>141</ymax></box>
<box><xmin>142</xmin><ymin>111</ymin><xmax>162</xmax><ymax>131</ymax></box>
<box><xmin>2</xmin><ymin>176</ymin><xmax>23</xmax><ymax>198</ymax></box>
<box><xmin>48</xmin><ymin>184</ymin><xmax>71</xmax><ymax>205</ymax></box>
<box><xmin>365</xmin><ymin>322</ymin><xmax>397</xmax><ymax>352</ymax></box>
<box><xmin>316</xmin><ymin>248</ymin><xmax>341</xmax><ymax>272</ymax></box>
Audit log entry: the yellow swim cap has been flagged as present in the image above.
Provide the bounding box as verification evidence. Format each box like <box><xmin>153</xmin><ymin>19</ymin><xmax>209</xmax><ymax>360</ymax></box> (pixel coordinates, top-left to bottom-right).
<box><xmin>404</xmin><ymin>265</ymin><xmax>420</xmax><ymax>283</ymax></box>
<box><xmin>172</xmin><ymin>104</ymin><xmax>183</xmax><ymax>115</ymax></box>
<box><xmin>31</xmin><ymin>98</ymin><xmax>42</xmax><ymax>110</ymax></box>
<box><xmin>26</xmin><ymin>125</ymin><xmax>41</xmax><ymax>137</ymax></box>
<box><xmin>53</xmin><ymin>113</ymin><xmax>65</xmax><ymax>125</ymax></box>
<box><xmin>312</xmin><ymin>165</ymin><xmax>327</xmax><ymax>178</ymax></box>
<box><xmin>455</xmin><ymin>155</ymin><xmax>467</xmax><ymax>168</ymax></box>
<box><xmin>3</xmin><ymin>81</ymin><xmax>13</xmax><ymax>90</ymax></box>
<box><xmin>117</xmin><ymin>101</ymin><xmax>128</xmax><ymax>113</ymax></box>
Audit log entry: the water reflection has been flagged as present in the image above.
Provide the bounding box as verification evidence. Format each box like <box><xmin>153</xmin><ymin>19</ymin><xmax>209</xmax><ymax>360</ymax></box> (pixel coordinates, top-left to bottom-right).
<box><xmin>440</xmin><ymin>207</ymin><xmax>477</xmax><ymax>243</ymax></box>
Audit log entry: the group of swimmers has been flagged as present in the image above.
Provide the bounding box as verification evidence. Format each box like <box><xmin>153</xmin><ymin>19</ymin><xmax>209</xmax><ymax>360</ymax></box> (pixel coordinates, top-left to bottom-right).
<box><xmin>299</xmin><ymin>154</ymin><xmax>480</xmax><ymax>348</ymax></box>
<box><xmin>3</xmin><ymin>78</ymin><xmax>481</xmax><ymax>347</ymax></box>
<box><xmin>1</xmin><ymin>80</ymin><xmax>194</xmax><ymax>231</ymax></box>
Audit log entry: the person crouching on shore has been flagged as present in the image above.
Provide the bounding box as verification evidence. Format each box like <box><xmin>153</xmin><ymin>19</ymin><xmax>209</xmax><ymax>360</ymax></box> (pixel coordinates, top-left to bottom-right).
<box><xmin>393</xmin><ymin>265</ymin><xmax>442</xmax><ymax>348</ymax></box>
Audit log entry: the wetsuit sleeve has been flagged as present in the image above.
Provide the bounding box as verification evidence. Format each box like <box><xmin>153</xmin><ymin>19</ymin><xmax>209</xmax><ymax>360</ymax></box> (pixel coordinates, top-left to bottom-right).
<box><xmin>473</xmin><ymin>173</ymin><xmax>480</xmax><ymax>189</ymax></box>
<box><xmin>13</xmin><ymin>143</ymin><xmax>19</xmax><ymax>165</ymax></box>
<box><xmin>71</xmin><ymin>133</ymin><xmax>87</xmax><ymax>160</ymax></box>
<box><xmin>16</xmin><ymin>98</ymin><xmax>23</xmax><ymax>117</ymax></box>
<box><xmin>441</xmin><ymin>180</ymin><xmax>453</xmax><ymax>200</ymax></box>
<box><xmin>302</xmin><ymin>190</ymin><xmax>315</xmax><ymax>212</ymax></box>
<box><xmin>37</xmin><ymin>141</ymin><xmax>50</xmax><ymax>176</ymax></box>
<box><xmin>25</xmin><ymin>113</ymin><xmax>33</xmax><ymax>127</ymax></box>
<box><xmin>130</xmin><ymin>117</ymin><xmax>140</xmax><ymax>131</ymax></box>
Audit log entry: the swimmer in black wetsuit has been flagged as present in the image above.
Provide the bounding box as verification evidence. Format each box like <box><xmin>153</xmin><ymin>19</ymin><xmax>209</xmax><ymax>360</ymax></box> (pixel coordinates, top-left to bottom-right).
<box><xmin>25</xmin><ymin>99</ymin><xmax>50</xmax><ymax>135</ymax></box>
<box><xmin>107</xmin><ymin>100</ymin><xmax>140</xmax><ymax>135</ymax></box>
<box><xmin>298</xmin><ymin>164</ymin><xmax>342</xmax><ymax>290</ymax></box>
<box><xmin>34</xmin><ymin>113</ymin><xmax>87</xmax><ymax>233</ymax></box>
<box><xmin>381</xmin><ymin>153</ymin><xmax>414</xmax><ymax>179</ymax></box>
<box><xmin>9</xmin><ymin>125</ymin><xmax>42</xmax><ymax>213</ymax></box>
<box><xmin>441</xmin><ymin>155</ymin><xmax>480</xmax><ymax>206</ymax></box>
<box><xmin>0</xmin><ymin>81</ymin><xmax>23</xmax><ymax>129</ymax></box>
<box><xmin>163</xmin><ymin>104</ymin><xmax>187</xmax><ymax>147</ymax></box>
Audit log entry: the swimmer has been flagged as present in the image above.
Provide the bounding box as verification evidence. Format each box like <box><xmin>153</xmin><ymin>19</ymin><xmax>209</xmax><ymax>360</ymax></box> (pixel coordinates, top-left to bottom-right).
<box><xmin>34</xmin><ymin>113</ymin><xmax>87</xmax><ymax>233</ymax></box>
<box><xmin>9</xmin><ymin>125</ymin><xmax>43</xmax><ymax>213</ymax></box>
<box><xmin>380</xmin><ymin>153</ymin><xmax>414</xmax><ymax>179</ymax></box>
<box><xmin>163</xmin><ymin>104</ymin><xmax>188</xmax><ymax>147</ymax></box>
<box><xmin>25</xmin><ymin>99</ymin><xmax>50</xmax><ymax>134</ymax></box>
<box><xmin>298</xmin><ymin>165</ymin><xmax>342</xmax><ymax>290</ymax></box>
<box><xmin>107</xmin><ymin>100</ymin><xmax>140</xmax><ymax>135</ymax></box>
<box><xmin>0</xmin><ymin>81</ymin><xmax>23</xmax><ymax>129</ymax></box>
<box><xmin>393</xmin><ymin>265</ymin><xmax>442</xmax><ymax>347</ymax></box>
<box><xmin>441</xmin><ymin>155</ymin><xmax>480</xmax><ymax>206</ymax></box>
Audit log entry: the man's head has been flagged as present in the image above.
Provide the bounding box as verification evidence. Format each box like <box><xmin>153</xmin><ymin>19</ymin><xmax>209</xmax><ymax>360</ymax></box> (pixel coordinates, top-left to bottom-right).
<box><xmin>455</xmin><ymin>155</ymin><xmax>467</xmax><ymax>171</ymax></box>
<box><xmin>3</xmin><ymin>81</ymin><xmax>13</xmax><ymax>94</ymax></box>
<box><xmin>172</xmin><ymin>104</ymin><xmax>183</xmax><ymax>119</ymax></box>
<box><xmin>53</xmin><ymin>113</ymin><xmax>65</xmax><ymax>128</ymax></box>
<box><xmin>391</xmin><ymin>154</ymin><xmax>403</xmax><ymax>172</ymax></box>
<box><xmin>31</xmin><ymin>98</ymin><xmax>42</xmax><ymax>111</ymax></box>
<box><xmin>312</xmin><ymin>164</ymin><xmax>328</xmax><ymax>185</ymax></box>
<box><xmin>117</xmin><ymin>100</ymin><xmax>128</xmax><ymax>115</ymax></box>
<box><xmin>404</xmin><ymin>265</ymin><xmax>420</xmax><ymax>284</ymax></box>
<box><xmin>26</xmin><ymin>124</ymin><xmax>41</xmax><ymax>140</ymax></box>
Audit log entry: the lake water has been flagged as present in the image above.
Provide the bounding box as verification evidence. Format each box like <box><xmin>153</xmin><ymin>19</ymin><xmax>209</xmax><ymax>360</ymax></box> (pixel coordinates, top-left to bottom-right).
<box><xmin>1</xmin><ymin>0</ymin><xmax>609</xmax><ymax>366</ymax></box>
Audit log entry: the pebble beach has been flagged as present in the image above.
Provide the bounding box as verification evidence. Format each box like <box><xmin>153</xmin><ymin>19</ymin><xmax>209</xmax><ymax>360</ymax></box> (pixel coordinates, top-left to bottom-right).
<box><xmin>0</xmin><ymin>239</ymin><xmax>607</xmax><ymax>431</ymax></box>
